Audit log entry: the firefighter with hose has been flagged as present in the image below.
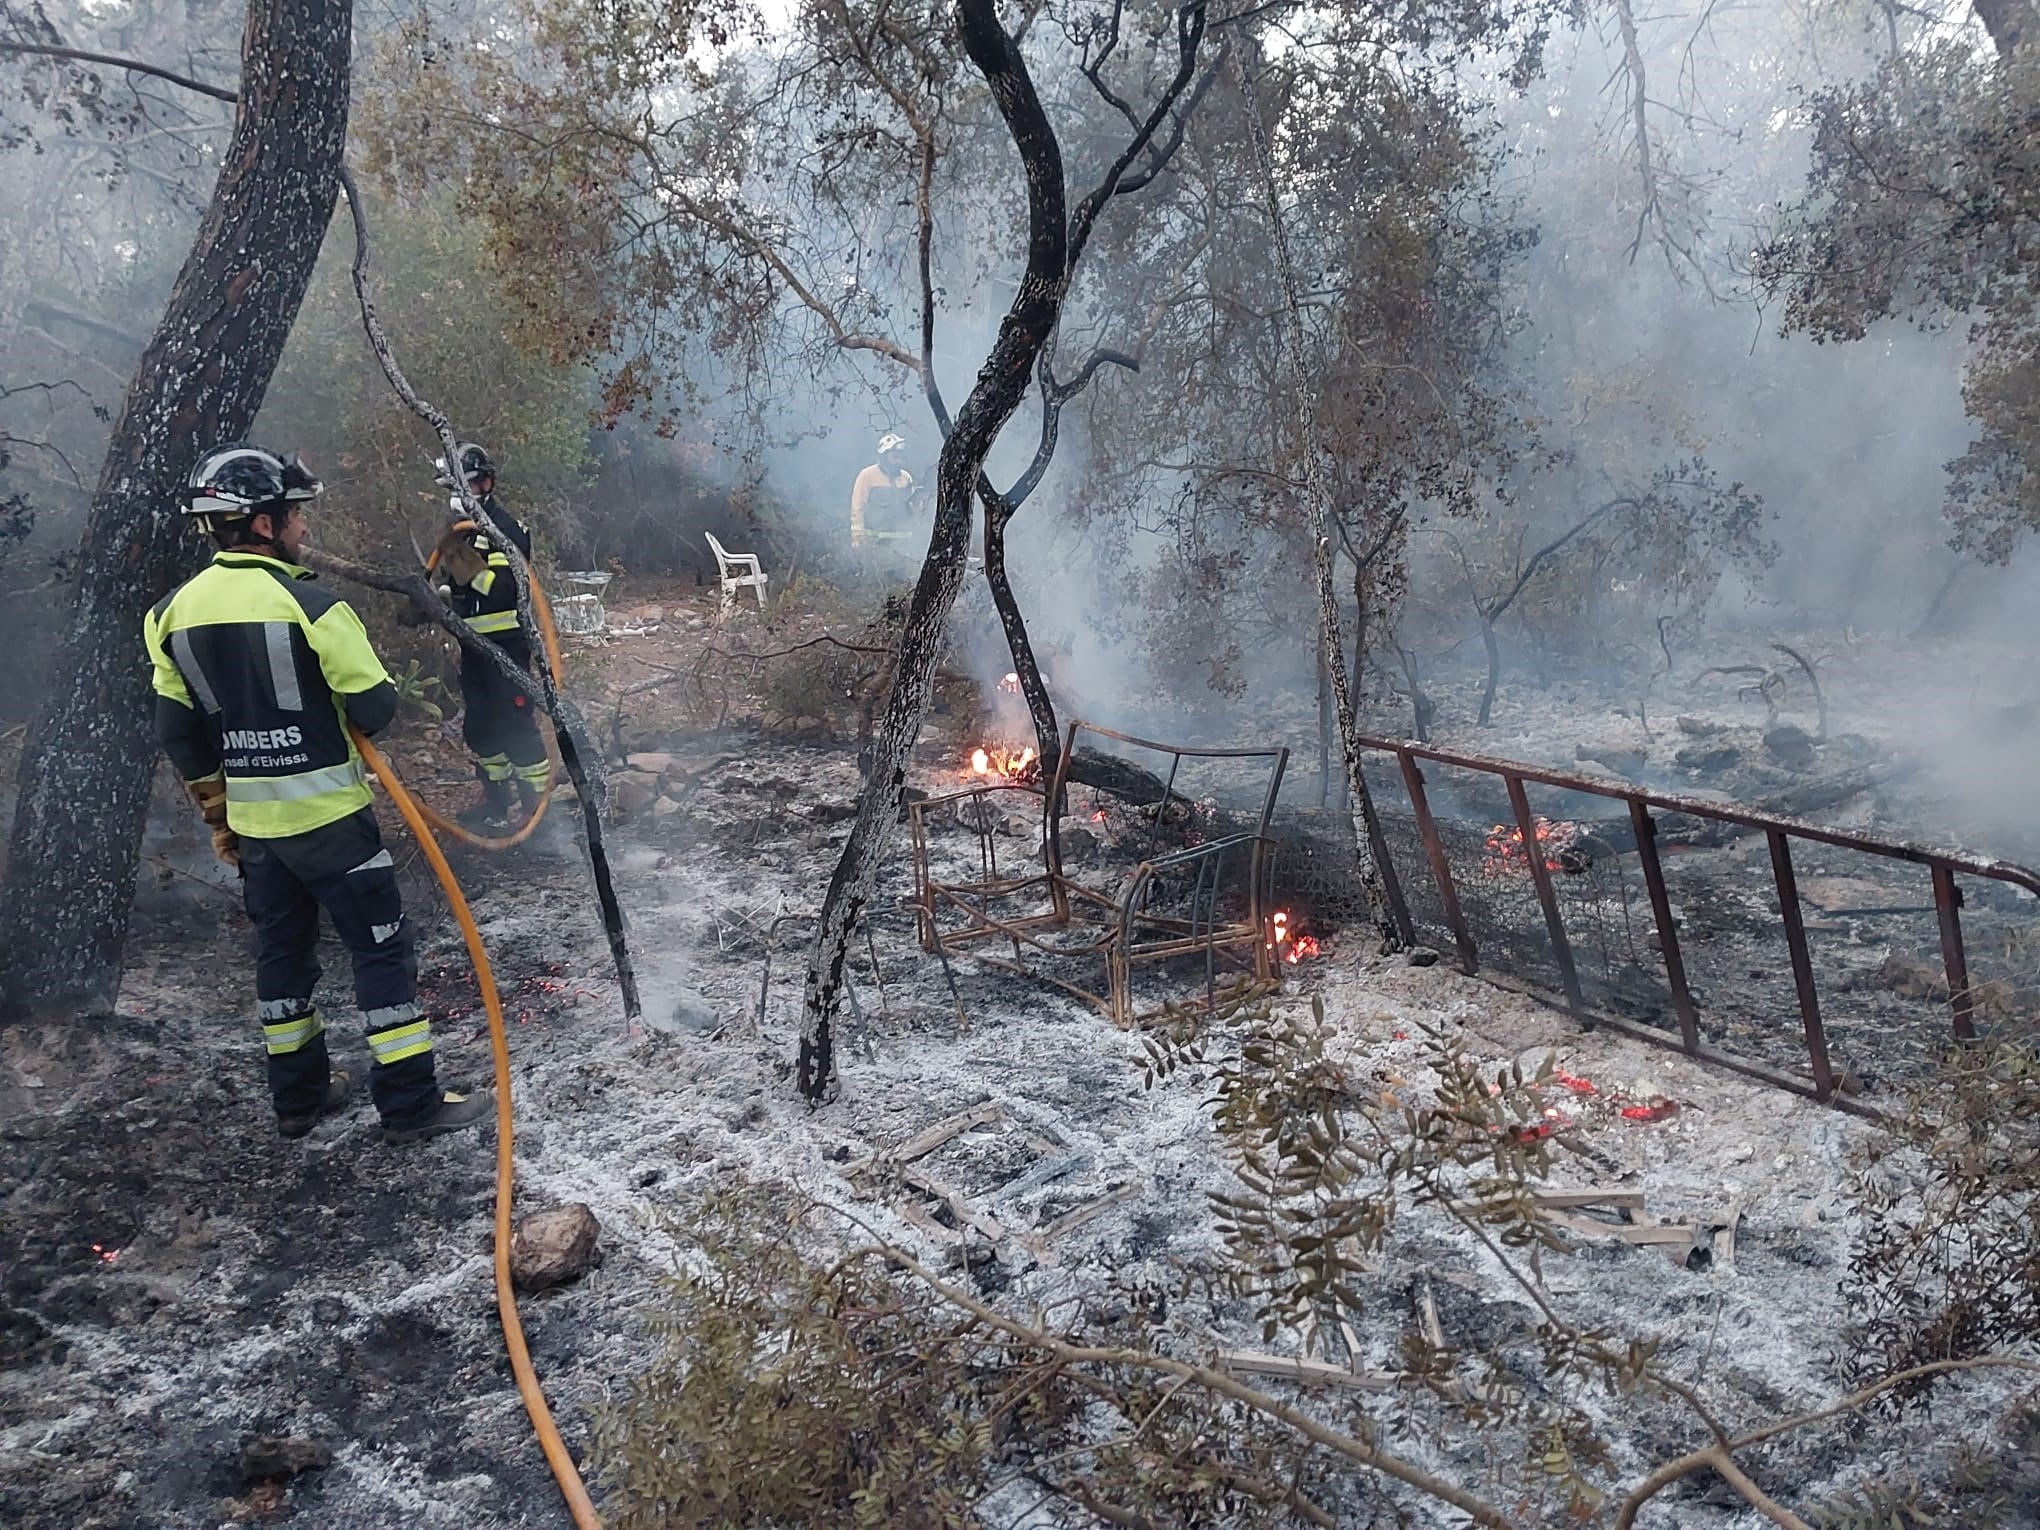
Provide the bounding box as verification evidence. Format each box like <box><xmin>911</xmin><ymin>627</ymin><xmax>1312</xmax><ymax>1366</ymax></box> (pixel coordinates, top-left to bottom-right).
<box><xmin>432</xmin><ymin>442</ymin><xmax>553</xmax><ymax>831</ymax></box>
<box><xmin>146</xmin><ymin>444</ymin><xmax>491</xmax><ymax>1142</ymax></box>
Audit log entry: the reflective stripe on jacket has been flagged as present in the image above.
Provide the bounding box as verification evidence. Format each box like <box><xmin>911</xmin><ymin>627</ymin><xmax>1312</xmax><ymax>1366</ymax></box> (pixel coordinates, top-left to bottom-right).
<box><xmin>447</xmin><ymin>493</ymin><xmax>534</xmax><ymax>633</ymax></box>
<box><xmin>144</xmin><ymin>551</ymin><xmax>397</xmax><ymax>838</ymax></box>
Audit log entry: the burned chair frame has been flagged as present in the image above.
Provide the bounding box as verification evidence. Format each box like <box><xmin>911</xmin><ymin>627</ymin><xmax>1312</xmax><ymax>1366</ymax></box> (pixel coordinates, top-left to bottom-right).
<box><xmin>909</xmin><ymin>721</ymin><xmax>1289</xmax><ymax>1025</ymax></box>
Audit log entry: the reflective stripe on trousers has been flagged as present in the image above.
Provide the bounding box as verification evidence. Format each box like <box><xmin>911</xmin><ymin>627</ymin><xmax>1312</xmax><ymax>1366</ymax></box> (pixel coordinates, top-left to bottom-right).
<box><xmin>262</xmin><ymin>1007</ymin><xmax>324</xmax><ymax>1055</ymax></box>
<box><xmin>366</xmin><ymin>1009</ymin><xmax>432</xmax><ymax>1066</ymax></box>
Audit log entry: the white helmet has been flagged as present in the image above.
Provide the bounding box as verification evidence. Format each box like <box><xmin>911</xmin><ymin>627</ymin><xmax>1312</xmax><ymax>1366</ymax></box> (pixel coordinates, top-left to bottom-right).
<box><xmin>877</xmin><ymin>433</ymin><xmax>905</xmax><ymax>455</ymax></box>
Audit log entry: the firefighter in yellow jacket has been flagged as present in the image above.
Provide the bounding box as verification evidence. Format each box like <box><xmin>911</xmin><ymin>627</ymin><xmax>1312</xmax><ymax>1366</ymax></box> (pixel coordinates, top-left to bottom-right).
<box><xmin>146</xmin><ymin>443</ymin><xmax>490</xmax><ymax>1143</ymax></box>
<box><xmin>431</xmin><ymin>442</ymin><xmax>551</xmax><ymax>830</ymax></box>
<box><xmin>849</xmin><ymin>432</ymin><xmax>916</xmax><ymax>564</ymax></box>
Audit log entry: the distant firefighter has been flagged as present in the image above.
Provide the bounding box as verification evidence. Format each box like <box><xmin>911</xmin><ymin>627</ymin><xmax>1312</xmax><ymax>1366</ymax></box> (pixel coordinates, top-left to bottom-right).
<box><xmin>431</xmin><ymin>442</ymin><xmax>551</xmax><ymax>830</ymax></box>
<box><xmin>850</xmin><ymin>431</ymin><xmax>916</xmax><ymax>555</ymax></box>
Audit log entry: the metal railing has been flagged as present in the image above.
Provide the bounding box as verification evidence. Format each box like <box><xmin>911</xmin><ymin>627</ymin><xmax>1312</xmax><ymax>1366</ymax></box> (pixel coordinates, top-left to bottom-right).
<box><xmin>1352</xmin><ymin>733</ymin><xmax>2040</xmax><ymax>1111</ymax></box>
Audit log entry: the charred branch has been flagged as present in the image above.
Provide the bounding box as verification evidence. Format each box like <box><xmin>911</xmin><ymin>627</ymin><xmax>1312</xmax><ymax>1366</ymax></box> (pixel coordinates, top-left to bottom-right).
<box><xmin>332</xmin><ymin>164</ymin><xmax>640</xmax><ymax>1021</ymax></box>
<box><xmin>0</xmin><ymin>38</ymin><xmax>238</xmax><ymax>103</ymax></box>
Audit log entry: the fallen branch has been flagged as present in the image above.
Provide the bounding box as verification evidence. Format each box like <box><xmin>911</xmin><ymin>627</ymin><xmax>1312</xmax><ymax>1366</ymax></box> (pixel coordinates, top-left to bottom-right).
<box><xmin>1771</xmin><ymin>642</ymin><xmax>1828</xmax><ymax>740</ymax></box>
<box><xmin>0</xmin><ymin>39</ymin><xmax>237</xmax><ymax>103</ymax></box>
<box><xmin>847</xmin><ymin>1243</ymin><xmax>1524</xmax><ymax>1529</ymax></box>
<box><xmin>1613</xmin><ymin>1355</ymin><xmax>2040</xmax><ymax>1528</ymax></box>
<box><xmin>324</xmin><ymin>165</ymin><xmax>639</xmax><ymax>1020</ymax></box>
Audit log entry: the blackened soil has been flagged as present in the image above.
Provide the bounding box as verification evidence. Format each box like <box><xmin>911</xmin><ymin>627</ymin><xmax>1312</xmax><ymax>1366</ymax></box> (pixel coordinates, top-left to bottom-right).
<box><xmin>0</xmin><ymin>929</ymin><xmax>616</xmax><ymax>1529</ymax></box>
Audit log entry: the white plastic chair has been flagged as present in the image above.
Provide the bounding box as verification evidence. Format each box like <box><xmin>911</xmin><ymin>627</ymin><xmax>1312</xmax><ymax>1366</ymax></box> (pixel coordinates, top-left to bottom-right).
<box><xmin>703</xmin><ymin>530</ymin><xmax>769</xmax><ymax>617</ymax></box>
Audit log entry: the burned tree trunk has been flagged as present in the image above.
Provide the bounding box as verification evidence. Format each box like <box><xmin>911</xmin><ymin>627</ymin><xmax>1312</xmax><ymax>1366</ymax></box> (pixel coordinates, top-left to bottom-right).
<box><xmin>798</xmin><ymin>0</ymin><xmax>1074</xmax><ymax>1102</ymax></box>
<box><xmin>1975</xmin><ymin>0</ymin><xmax>2038</xmax><ymax>57</ymax></box>
<box><xmin>980</xmin><ymin>489</ymin><xmax>1062</xmax><ymax>779</ymax></box>
<box><xmin>798</xmin><ymin>0</ymin><xmax>1211</xmax><ymax>1100</ymax></box>
<box><xmin>1477</xmin><ymin>616</ymin><xmax>1501</xmax><ymax>727</ymax></box>
<box><xmin>0</xmin><ymin>0</ymin><xmax>352</xmax><ymax>1020</ymax></box>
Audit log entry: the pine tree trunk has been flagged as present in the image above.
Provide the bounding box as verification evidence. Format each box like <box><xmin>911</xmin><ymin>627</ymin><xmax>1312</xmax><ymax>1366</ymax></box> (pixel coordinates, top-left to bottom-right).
<box><xmin>798</xmin><ymin>0</ymin><xmax>1071</xmax><ymax>1101</ymax></box>
<box><xmin>1315</xmin><ymin>621</ymin><xmax>1331</xmax><ymax>808</ymax></box>
<box><xmin>0</xmin><ymin>0</ymin><xmax>353</xmax><ymax>1020</ymax></box>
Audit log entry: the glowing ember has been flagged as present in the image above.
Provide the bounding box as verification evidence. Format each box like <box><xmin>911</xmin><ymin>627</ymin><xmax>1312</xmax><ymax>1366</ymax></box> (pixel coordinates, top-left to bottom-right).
<box><xmin>1267</xmin><ymin>910</ymin><xmax>1321</xmax><ymax>965</ymax></box>
<box><xmin>964</xmin><ymin>743</ymin><xmax>1038</xmax><ymax>780</ymax></box>
<box><xmin>1483</xmin><ymin>817</ymin><xmax>1587</xmax><ymax>875</ymax></box>
<box><xmin>1554</xmin><ymin>1069</ymin><xmax>1597</xmax><ymax>1094</ymax></box>
<box><xmin>1619</xmin><ymin>1099</ymin><xmax>1680</xmax><ymax>1122</ymax></box>
<box><xmin>91</xmin><ymin>1244</ymin><xmax>120</xmax><ymax>1265</ymax></box>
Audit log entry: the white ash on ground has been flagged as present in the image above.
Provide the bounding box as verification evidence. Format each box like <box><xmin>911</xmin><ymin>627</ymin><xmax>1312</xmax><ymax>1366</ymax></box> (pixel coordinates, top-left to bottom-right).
<box><xmin>5</xmin><ymin>586</ymin><xmax>2034</xmax><ymax>1526</ymax></box>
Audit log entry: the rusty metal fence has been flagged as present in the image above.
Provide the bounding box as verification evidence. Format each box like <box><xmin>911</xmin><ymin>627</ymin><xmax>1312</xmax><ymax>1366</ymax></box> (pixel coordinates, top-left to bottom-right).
<box><xmin>1336</xmin><ymin>734</ymin><xmax>2040</xmax><ymax>1111</ymax></box>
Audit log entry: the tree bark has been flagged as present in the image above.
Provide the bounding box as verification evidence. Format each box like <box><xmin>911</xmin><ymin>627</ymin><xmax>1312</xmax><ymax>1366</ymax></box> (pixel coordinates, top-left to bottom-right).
<box><xmin>1974</xmin><ymin>0</ymin><xmax>2038</xmax><ymax>56</ymax></box>
<box><xmin>1477</xmin><ymin>617</ymin><xmax>1500</xmax><ymax>727</ymax></box>
<box><xmin>797</xmin><ymin>0</ymin><xmax>1074</xmax><ymax>1101</ymax></box>
<box><xmin>1315</xmin><ymin>620</ymin><xmax>1331</xmax><ymax>807</ymax></box>
<box><xmin>0</xmin><ymin>0</ymin><xmax>353</xmax><ymax>1020</ymax></box>
<box><xmin>980</xmin><ymin>489</ymin><xmax>1061</xmax><ymax>779</ymax></box>
<box><xmin>1231</xmin><ymin>48</ymin><xmax>1407</xmax><ymax>944</ymax></box>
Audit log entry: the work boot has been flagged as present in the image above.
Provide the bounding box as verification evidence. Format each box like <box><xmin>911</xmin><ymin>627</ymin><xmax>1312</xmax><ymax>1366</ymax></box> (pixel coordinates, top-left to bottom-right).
<box><xmin>457</xmin><ymin>779</ymin><xmax>516</xmax><ymax>831</ymax></box>
<box><xmin>381</xmin><ymin>1089</ymin><xmax>494</xmax><ymax>1145</ymax></box>
<box><xmin>278</xmin><ymin>1070</ymin><xmax>352</xmax><ymax>1140</ymax></box>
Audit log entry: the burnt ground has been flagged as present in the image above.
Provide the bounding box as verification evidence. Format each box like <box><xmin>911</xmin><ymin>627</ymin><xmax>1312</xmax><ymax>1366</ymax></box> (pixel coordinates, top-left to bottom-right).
<box><xmin>4</xmin><ymin>579</ymin><xmax>2038</xmax><ymax>1527</ymax></box>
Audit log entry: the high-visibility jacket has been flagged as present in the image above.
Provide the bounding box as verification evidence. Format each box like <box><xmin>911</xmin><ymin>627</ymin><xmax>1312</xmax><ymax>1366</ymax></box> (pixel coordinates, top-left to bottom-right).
<box><xmin>850</xmin><ymin>464</ymin><xmax>914</xmax><ymax>544</ymax></box>
<box><xmin>446</xmin><ymin>493</ymin><xmax>534</xmax><ymax>637</ymax></box>
<box><xmin>145</xmin><ymin>551</ymin><xmax>398</xmax><ymax>838</ymax></box>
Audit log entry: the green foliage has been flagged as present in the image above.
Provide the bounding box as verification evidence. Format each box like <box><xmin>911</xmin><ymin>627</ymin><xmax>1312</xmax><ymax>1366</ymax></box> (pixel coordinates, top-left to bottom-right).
<box><xmin>1842</xmin><ymin>1036</ymin><xmax>2040</xmax><ymax>1408</ymax></box>
<box><xmin>1809</xmin><ymin>1481</ymin><xmax>1948</xmax><ymax>1530</ymax></box>
<box><xmin>255</xmin><ymin>184</ymin><xmax>599</xmax><ymax>601</ymax></box>
<box><xmin>595</xmin><ymin>1187</ymin><xmax>1073</xmax><ymax>1529</ymax></box>
<box><xmin>388</xmin><ymin>658</ymin><xmax>446</xmax><ymax>724</ymax></box>
<box><xmin>1761</xmin><ymin>40</ymin><xmax>2040</xmax><ymax>562</ymax></box>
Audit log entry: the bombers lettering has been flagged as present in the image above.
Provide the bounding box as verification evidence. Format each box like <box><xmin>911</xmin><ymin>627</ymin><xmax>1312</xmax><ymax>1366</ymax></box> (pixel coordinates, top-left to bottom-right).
<box><xmin>222</xmin><ymin>726</ymin><xmax>304</xmax><ymax>751</ymax></box>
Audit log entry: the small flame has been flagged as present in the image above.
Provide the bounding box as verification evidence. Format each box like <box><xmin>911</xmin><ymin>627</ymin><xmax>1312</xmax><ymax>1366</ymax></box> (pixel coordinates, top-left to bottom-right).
<box><xmin>1268</xmin><ymin>909</ymin><xmax>1318</xmax><ymax>964</ymax></box>
<box><xmin>1483</xmin><ymin>817</ymin><xmax>1580</xmax><ymax>874</ymax></box>
<box><xmin>965</xmin><ymin>743</ymin><xmax>1038</xmax><ymax>780</ymax></box>
<box><xmin>998</xmin><ymin>672</ymin><xmax>1021</xmax><ymax>694</ymax></box>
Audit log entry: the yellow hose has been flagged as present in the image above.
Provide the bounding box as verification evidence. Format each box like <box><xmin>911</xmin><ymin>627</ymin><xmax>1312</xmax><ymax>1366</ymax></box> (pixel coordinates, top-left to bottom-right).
<box><xmin>352</xmin><ymin>723</ymin><xmax>604</xmax><ymax>1529</ymax></box>
<box><xmin>421</xmin><ymin>523</ymin><xmax>569</xmax><ymax>852</ymax></box>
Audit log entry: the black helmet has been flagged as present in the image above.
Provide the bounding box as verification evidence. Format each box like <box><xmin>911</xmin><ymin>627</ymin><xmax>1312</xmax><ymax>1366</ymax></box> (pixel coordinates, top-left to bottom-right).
<box><xmin>182</xmin><ymin>444</ymin><xmax>322</xmax><ymax>523</ymax></box>
<box><xmin>433</xmin><ymin>441</ymin><xmax>496</xmax><ymax>488</ymax></box>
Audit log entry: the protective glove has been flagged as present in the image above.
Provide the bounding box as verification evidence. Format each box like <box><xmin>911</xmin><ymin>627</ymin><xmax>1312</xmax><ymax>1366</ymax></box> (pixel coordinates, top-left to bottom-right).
<box><xmin>437</xmin><ymin>536</ymin><xmax>488</xmax><ymax>588</ymax></box>
<box><xmin>182</xmin><ymin>775</ymin><xmax>240</xmax><ymax>868</ymax></box>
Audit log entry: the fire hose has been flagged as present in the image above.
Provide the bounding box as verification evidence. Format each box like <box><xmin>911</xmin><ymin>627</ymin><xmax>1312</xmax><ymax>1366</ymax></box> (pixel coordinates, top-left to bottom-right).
<box><xmin>330</xmin><ymin>533</ymin><xmax>600</xmax><ymax>1526</ymax></box>
<box><xmin>350</xmin><ymin>722</ymin><xmax>603</xmax><ymax>1530</ymax></box>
